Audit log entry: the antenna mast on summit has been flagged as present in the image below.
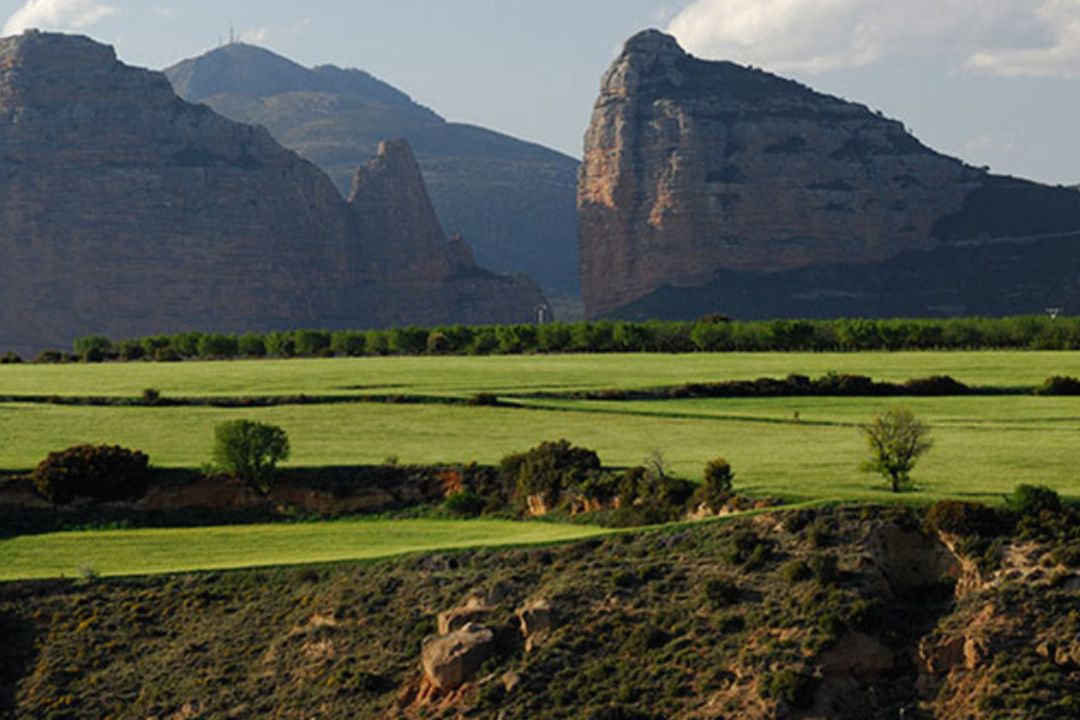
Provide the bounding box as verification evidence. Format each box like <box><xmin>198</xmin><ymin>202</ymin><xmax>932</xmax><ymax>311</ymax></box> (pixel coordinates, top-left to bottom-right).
<box><xmin>229</xmin><ymin>23</ymin><xmax>235</xmax><ymax>45</ymax></box>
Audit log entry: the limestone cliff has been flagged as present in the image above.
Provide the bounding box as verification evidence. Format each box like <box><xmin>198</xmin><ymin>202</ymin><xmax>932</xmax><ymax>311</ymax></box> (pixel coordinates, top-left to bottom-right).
<box><xmin>580</xmin><ymin>30</ymin><xmax>1080</xmax><ymax>319</ymax></box>
<box><xmin>0</xmin><ymin>32</ymin><xmax>544</xmax><ymax>355</ymax></box>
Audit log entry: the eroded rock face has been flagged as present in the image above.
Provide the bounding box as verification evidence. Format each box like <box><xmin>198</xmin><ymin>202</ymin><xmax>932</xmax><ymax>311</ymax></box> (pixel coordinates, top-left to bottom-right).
<box><xmin>0</xmin><ymin>32</ymin><xmax>544</xmax><ymax>355</ymax></box>
<box><xmin>579</xmin><ymin>30</ymin><xmax>1080</xmax><ymax>318</ymax></box>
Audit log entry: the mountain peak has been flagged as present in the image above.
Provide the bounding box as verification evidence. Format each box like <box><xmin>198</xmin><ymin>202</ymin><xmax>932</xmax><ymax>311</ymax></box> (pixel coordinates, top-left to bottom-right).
<box><xmin>164</xmin><ymin>43</ymin><xmax>417</xmax><ymax>110</ymax></box>
<box><xmin>621</xmin><ymin>29</ymin><xmax>685</xmax><ymax>59</ymax></box>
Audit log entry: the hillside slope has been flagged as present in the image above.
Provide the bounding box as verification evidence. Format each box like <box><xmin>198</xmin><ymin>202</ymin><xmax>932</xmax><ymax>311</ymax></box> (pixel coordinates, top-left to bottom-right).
<box><xmin>2</xmin><ymin>505</ymin><xmax>1077</xmax><ymax>718</ymax></box>
<box><xmin>165</xmin><ymin>43</ymin><xmax>582</xmax><ymax>295</ymax></box>
<box><xmin>580</xmin><ymin>30</ymin><xmax>1080</xmax><ymax>319</ymax></box>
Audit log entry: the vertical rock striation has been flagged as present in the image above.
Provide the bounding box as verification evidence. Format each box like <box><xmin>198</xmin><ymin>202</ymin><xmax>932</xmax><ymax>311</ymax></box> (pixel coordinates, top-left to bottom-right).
<box><xmin>579</xmin><ymin>30</ymin><xmax>1080</xmax><ymax>319</ymax></box>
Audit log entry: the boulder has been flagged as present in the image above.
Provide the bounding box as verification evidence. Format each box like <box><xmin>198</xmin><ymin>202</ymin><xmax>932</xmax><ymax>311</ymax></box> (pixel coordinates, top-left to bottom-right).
<box><xmin>420</xmin><ymin>623</ymin><xmax>495</xmax><ymax>691</ymax></box>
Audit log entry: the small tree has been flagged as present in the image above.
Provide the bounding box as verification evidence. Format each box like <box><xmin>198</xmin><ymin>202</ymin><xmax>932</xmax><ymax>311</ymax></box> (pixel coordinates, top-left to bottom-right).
<box><xmin>861</xmin><ymin>407</ymin><xmax>932</xmax><ymax>493</ymax></box>
<box><xmin>694</xmin><ymin>457</ymin><xmax>735</xmax><ymax>512</ymax></box>
<box><xmin>212</xmin><ymin>420</ymin><xmax>290</xmax><ymax>494</ymax></box>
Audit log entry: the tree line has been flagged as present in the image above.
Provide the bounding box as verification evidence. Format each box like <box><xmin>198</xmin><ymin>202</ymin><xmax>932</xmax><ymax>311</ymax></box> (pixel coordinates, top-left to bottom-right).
<box><xmin>7</xmin><ymin>315</ymin><xmax>1080</xmax><ymax>363</ymax></box>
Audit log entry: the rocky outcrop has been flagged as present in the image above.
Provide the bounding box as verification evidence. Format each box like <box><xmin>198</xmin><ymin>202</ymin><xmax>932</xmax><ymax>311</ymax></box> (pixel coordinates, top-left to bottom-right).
<box><xmin>580</xmin><ymin>30</ymin><xmax>1080</xmax><ymax>319</ymax></box>
<box><xmin>165</xmin><ymin>43</ymin><xmax>581</xmax><ymax>295</ymax></box>
<box><xmin>0</xmin><ymin>32</ymin><xmax>545</xmax><ymax>356</ymax></box>
<box><xmin>420</xmin><ymin>623</ymin><xmax>495</xmax><ymax>691</ymax></box>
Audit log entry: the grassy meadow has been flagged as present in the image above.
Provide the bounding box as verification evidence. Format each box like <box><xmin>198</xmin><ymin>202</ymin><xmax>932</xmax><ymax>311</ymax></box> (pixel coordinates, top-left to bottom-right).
<box><xmin>0</xmin><ymin>519</ymin><xmax>607</xmax><ymax>581</ymax></box>
<box><xmin>2</xmin><ymin>350</ymin><xmax>1079</xmax><ymax>580</ymax></box>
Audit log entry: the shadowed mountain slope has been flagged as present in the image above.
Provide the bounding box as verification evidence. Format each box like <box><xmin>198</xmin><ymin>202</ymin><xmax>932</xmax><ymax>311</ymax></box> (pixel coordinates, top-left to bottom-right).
<box><xmin>165</xmin><ymin>43</ymin><xmax>581</xmax><ymax>296</ymax></box>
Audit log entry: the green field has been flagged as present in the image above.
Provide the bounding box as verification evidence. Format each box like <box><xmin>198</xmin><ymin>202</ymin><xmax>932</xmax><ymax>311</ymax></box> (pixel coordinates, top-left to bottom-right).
<box><xmin>3</xmin><ymin>351</ymin><xmax>1079</xmax><ymax>581</ymax></box>
<box><xmin>0</xmin><ymin>519</ymin><xmax>607</xmax><ymax>581</ymax></box>
<box><xmin>1</xmin><ymin>350</ymin><xmax>1077</xmax><ymax>398</ymax></box>
<box><xmin>2</xmin><ymin>351</ymin><xmax>1080</xmax><ymax>501</ymax></box>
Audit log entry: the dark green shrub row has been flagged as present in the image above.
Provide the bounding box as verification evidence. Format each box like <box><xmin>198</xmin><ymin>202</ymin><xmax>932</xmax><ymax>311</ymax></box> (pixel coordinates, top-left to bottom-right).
<box><xmin>37</xmin><ymin>314</ymin><xmax>1080</xmax><ymax>363</ymax></box>
<box><xmin>543</xmin><ymin>373</ymin><xmax>975</xmax><ymax>401</ymax></box>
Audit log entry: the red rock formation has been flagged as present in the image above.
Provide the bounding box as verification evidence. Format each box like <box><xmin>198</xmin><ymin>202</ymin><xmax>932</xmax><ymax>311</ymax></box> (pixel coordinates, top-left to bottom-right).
<box><xmin>579</xmin><ymin>30</ymin><xmax>1080</xmax><ymax>319</ymax></box>
<box><xmin>0</xmin><ymin>32</ymin><xmax>544</xmax><ymax>355</ymax></box>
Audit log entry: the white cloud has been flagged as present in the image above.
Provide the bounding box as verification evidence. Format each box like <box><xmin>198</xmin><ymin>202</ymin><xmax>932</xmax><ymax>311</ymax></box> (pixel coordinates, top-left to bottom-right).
<box><xmin>3</xmin><ymin>0</ymin><xmax>118</xmax><ymax>37</ymax></box>
<box><xmin>666</xmin><ymin>0</ymin><xmax>1080</xmax><ymax>78</ymax></box>
<box><xmin>238</xmin><ymin>26</ymin><xmax>270</xmax><ymax>44</ymax></box>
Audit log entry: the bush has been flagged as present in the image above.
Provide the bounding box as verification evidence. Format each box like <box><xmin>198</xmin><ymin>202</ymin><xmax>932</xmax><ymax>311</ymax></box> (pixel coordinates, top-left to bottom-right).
<box><xmin>703</xmin><ymin>578</ymin><xmax>741</xmax><ymax>608</ymax></box>
<box><xmin>443</xmin><ymin>490</ymin><xmax>486</xmax><ymax>518</ymax></box>
<box><xmin>212</xmin><ymin>420</ymin><xmax>291</xmax><ymax>494</ymax></box>
<box><xmin>927</xmin><ymin>500</ymin><xmax>1003</xmax><ymax>537</ymax></box>
<box><xmin>141</xmin><ymin>388</ymin><xmax>162</xmax><ymax>405</ymax></box>
<box><xmin>74</xmin><ymin>335</ymin><xmax>113</xmax><ymax>362</ymax></box>
<box><xmin>1008</xmin><ymin>485</ymin><xmax>1063</xmax><ymax>517</ymax></box>
<box><xmin>197</xmin><ymin>333</ymin><xmax>238</xmax><ymax>359</ymax></box>
<box><xmin>500</xmin><ymin>440</ymin><xmax>601</xmax><ymax>510</ymax></box>
<box><xmin>782</xmin><ymin>559</ymin><xmax>813</xmax><ymax>583</ymax></box>
<box><xmin>330</xmin><ymin>331</ymin><xmax>367</xmax><ymax>357</ymax></box>
<box><xmin>0</xmin><ymin>352</ymin><xmax>22</xmax><ymax>364</ymax></box>
<box><xmin>31</xmin><ymin>445</ymin><xmax>150</xmax><ymax>504</ymax></box>
<box><xmin>693</xmin><ymin>458</ymin><xmax>734</xmax><ymax>512</ymax></box>
<box><xmin>809</xmin><ymin>554</ymin><xmax>840</xmax><ymax>585</ymax></box>
<box><xmin>1035</xmin><ymin>376</ymin><xmax>1080</xmax><ymax>396</ymax></box>
<box><xmin>761</xmin><ymin>669</ymin><xmax>818</xmax><ymax>709</ymax></box>
<box><xmin>238</xmin><ymin>333</ymin><xmax>268</xmax><ymax>358</ymax></box>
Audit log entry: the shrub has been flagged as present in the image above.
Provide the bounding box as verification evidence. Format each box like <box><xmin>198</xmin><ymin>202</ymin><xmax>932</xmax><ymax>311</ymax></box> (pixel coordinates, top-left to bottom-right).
<box><xmin>115</xmin><ymin>340</ymin><xmax>145</xmax><ymax>362</ymax></box>
<box><xmin>238</xmin><ymin>333</ymin><xmax>268</xmax><ymax>358</ymax></box>
<box><xmin>293</xmin><ymin>330</ymin><xmax>331</xmax><ymax>357</ymax></box>
<box><xmin>809</xmin><ymin>554</ymin><xmax>840</xmax><ymax>585</ymax></box>
<box><xmin>31</xmin><ymin>445</ymin><xmax>150</xmax><ymax>504</ymax></box>
<box><xmin>212</xmin><ymin>420</ymin><xmax>291</xmax><ymax>494</ymax></box>
<box><xmin>927</xmin><ymin>500</ymin><xmax>1003</xmax><ymax>537</ymax></box>
<box><xmin>761</xmin><ymin>669</ymin><xmax>818</xmax><ymax>709</ymax></box>
<box><xmin>34</xmin><ymin>349</ymin><xmax>64</xmax><ymax>364</ymax></box>
<box><xmin>499</xmin><ymin>440</ymin><xmax>601</xmax><ymax>510</ymax></box>
<box><xmin>693</xmin><ymin>458</ymin><xmax>734</xmax><ymax>512</ymax></box>
<box><xmin>703</xmin><ymin>578</ymin><xmax>741</xmax><ymax>608</ymax></box>
<box><xmin>861</xmin><ymin>407</ymin><xmax>932</xmax><ymax>492</ymax></box>
<box><xmin>74</xmin><ymin>335</ymin><xmax>113</xmax><ymax>363</ymax></box>
<box><xmin>1035</xmin><ymin>376</ymin><xmax>1080</xmax><ymax>396</ymax></box>
<box><xmin>724</xmin><ymin>530</ymin><xmax>772</xmax><ymax>569</ymax></box>
<box><xmin>0</xmin><ymin>352</ymin><xmax>22</xmax><ymax>364</ymax></box>
<box><xmin>197</xmin><ymin>333</ymin><xmax>238</xmax><ymax>359</ymax></box>
<box><xmin>443</xmin><ymin>490</ymin><xmax>486</xmax><ymax>518</ymax></box>
<box><xmin>141</xmin><ymin>388</ymin><xmax>162</xmax><ymax>405</ymax></box>
<box><xmin>330</xmin><ymin>330</ymin><xmax>367</xmax><ymax>357</ymax></box>
<box><xmin>782</xmin><ymin>559</ymin><xmax>813</xmax><ymax>583</ymax></box>
<box><xmin>1008</xmin><ymin>485</ymin><xmax>1063</xmax><ymax>517</ymax></box>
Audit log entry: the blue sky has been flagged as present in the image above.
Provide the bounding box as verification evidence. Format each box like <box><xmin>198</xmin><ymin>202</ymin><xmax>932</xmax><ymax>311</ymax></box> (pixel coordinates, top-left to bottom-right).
<box><xmin>3</xmin><ymin>0</ymin><xmax>1079</xmax><ymax>185</ymax></box>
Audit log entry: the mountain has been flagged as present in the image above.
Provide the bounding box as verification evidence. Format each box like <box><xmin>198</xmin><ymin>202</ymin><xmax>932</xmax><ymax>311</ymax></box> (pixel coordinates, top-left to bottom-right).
<box><xmin>0</xmin><ymin>32</ymin><xmax>544</xmax><ymax>356</ymax></box>
<box><xmin>165</xmin><ymin>43</ymin><xmax>582</xmax><ymax>296</ymax></box>
<box><xmin>579</xmin><ymin>30</ymin><xmax>1080</xmax><ymax>319</ymax></box>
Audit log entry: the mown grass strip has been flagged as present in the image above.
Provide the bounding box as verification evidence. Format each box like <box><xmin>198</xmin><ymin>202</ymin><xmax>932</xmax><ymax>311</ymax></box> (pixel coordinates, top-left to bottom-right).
<box><xmin>0</xmin><ymin>519</ymin><xmax>609</xmax><ymax>582</ymax></box>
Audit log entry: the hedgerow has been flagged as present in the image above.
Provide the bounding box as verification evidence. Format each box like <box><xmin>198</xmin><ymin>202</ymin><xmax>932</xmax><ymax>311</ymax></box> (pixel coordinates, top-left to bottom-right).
<box><xmin>43</xmin><ymin>314</ymin><xmax>1080</xmax><ymax>362</ymax></box>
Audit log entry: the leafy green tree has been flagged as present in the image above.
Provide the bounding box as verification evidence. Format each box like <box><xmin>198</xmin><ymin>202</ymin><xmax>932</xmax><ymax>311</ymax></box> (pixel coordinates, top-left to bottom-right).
<box><xmin>861</xmin><ymin>407</ymin><xmax>932</xmax><ymax>493</ymax></box>
<box><xmin>694</xmin><ymin>457</ymin><xmax>735</xmax><ymax>512</ymax></box>
<box><xmin>212</xmin><ymin>420</ymin><xmax>290</xmax><ymax>494</ymax></box>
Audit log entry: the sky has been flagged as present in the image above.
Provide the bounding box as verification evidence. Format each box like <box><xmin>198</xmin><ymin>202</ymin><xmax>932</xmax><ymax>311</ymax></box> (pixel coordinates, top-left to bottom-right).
<box><xmin>2</xmin><ymin>0</ymin><xmax>1079</xmax><ymax>185</ymax></box>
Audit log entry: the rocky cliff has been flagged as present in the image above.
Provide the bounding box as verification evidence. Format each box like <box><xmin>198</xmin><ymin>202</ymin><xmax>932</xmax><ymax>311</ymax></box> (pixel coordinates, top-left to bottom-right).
<box><xmin>580</xmin><ymin>30</ymin><xmax>1080</xmax><ymax>319</ymax></box>
<box><xmin>0</xmin><ymin>32</ymin><xmax>543</xmax><ymax>356</ymax></box>
<box><xmin>165</xmin><ymin>43</ymin><xmax>581</xmax><ymax>296</ymax></box>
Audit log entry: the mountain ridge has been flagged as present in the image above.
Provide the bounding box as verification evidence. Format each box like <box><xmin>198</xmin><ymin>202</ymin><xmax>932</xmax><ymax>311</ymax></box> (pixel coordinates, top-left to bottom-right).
<box><xmin>164</xmin><ymin>43</ymin><xmax>582</xmax><ymax>296</ymax></box>
<box><xmin>0</xmin><ymin>31</ymin><xmax>544</xmax><ymax>356</ymax></box>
